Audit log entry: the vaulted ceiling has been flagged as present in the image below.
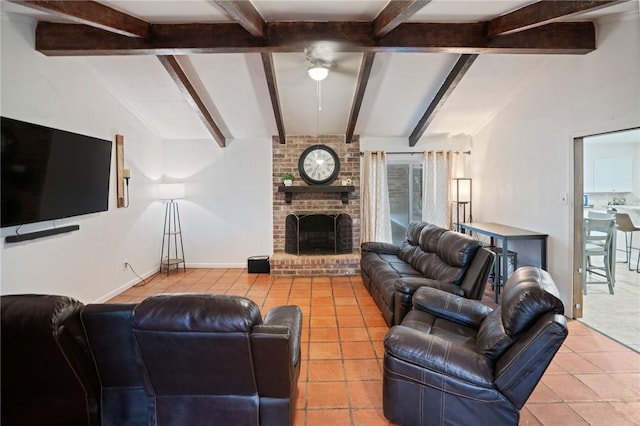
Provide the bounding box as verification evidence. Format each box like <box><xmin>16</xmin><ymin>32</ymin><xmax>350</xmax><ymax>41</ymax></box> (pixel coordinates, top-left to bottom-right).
<box><xmin>2</xmin><ymin>0</ymin><xmax>637</xmax><ymax>148</ymax></box>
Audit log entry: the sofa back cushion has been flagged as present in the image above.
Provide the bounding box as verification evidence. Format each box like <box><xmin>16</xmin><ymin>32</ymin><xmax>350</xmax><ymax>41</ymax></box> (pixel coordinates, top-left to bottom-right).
<box><xmin>133</xmin><ymin>294</ymin><xmax>263</xmax><ymax>425</ymax></box>
<box><xmin>397</xmin><ymin>222</ymin><xmax>429</xmax><ymax>264</ymax></box>
<box><xmin>437</xmin><ymin>232</ymin><xmax>482</xmax><ymax>269</ymax></box>
<box><xmin>411</xmin><ymin>226</ymin><xmax>482</xmax><ymax>284</ymax></box>
<box><xmin>133</xmin><ymin>294</ymin><xmax>262</xmax><ymax>395</ymax></box>
<box><xmin>406</xmin><ymin>221</ymin><xmax>428</xmax><ymax>245</ymax></box>
<box><xmin>418</xmin><ymin>224</ymin><xmax>447</xmax><ymax>253</ymax></box>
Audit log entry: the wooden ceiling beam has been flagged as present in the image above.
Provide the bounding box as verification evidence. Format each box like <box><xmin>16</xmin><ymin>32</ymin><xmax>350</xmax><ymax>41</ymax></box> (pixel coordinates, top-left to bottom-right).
<box><xmin>488</xmin><ymin>0</ymin><xmax>624</xmax><ymax>36</ymax></box>
<box><xmin>211</xmin><ymin>1</ymin><xmax>266</xmax><ymax>38</ymax></box>
<box><xmin>346</xmin><ymin>53</ymin><xmax>375</xmax><ymax>144</ymax></box>
<box><xmin>372</xmin><ymin>1</ymin><xmax>431</xmax><ymax>37</ymax></box>
<box><xmin>157</xmin><ymin>55</ymin><xmax>226</xmax><ymax>147</ymax></box>
<box><xmin>213</xmin><ymin>2</ymin><xmax>286</xmax><ymax>143</ymax></box>
<box><xmin>261</xmin><ymin>53</ymin><xmax>286</xmax><ymax>144</ymax></box>
<box><xmin>11</xmin><ymin>0</ymin><xmax>150</xmax><ymax>38</ymax></box>
<box><xmin>35</xmin><ymin>21</ymin><xmax>596</xmax><ymax>56</ymax></box>
<box><xmin>409</xmin><ymin>54</ymin><xmax>478</xmax><ymax>147</ymax></box>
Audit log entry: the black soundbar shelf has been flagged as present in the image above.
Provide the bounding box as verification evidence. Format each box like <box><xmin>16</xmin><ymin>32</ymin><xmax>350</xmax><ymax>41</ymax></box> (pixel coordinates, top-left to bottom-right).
<box><xmin>5</xmin><ymin>225</ymin><xmax>80</xmax><ymax>243</ymax></box>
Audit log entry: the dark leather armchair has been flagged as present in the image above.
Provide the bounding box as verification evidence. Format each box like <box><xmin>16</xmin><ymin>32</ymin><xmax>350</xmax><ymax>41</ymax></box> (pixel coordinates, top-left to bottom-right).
<box><xmin>132</xmin><ymin>293</ymin><xmax>302</xmax><ymax>426</ymax></box>
<box><xmin>383</xmin><ymin>267</ymin><xmax>568</xmax><ymax>426</ymax></box>
<box><xmin>1</xmin><ymin>294</ymin><xmax>100</xmax><ymax>426</ymax></box>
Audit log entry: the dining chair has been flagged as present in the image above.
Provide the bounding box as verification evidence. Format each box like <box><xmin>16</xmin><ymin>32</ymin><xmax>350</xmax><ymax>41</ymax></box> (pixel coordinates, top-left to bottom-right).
<box><xmin>587</xmin><ymin>210</ymin><xmax>617</xmax><ymax>219</ymax></box>
<box><xmin>615</xmin><ymin>213</ymin><xmax>640</xmax><ymax>270</ymax></box>
<box><xmin>583</xmin><ymin>218</ymin><xmax>616</xmax><ymax>295</ymax></box>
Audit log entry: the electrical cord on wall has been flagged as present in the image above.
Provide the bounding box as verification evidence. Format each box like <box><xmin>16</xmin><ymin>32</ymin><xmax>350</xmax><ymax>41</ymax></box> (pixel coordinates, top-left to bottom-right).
<box><xmin>127</xmin><ymin>262</ymin><xmax>157</xmax><ymax>287</ymax></box>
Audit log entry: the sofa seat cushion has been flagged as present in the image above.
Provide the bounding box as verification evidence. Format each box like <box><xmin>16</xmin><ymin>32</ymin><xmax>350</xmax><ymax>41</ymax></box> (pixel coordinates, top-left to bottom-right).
<box><xmin>400</xmin><ymin>308</ymin><xmax>478</xmax><ymax>350</ymax></box>
<box><xmin>361</xmin><ymin>252</ymin><xmax>423</xmax><ymax>279</ymax></box>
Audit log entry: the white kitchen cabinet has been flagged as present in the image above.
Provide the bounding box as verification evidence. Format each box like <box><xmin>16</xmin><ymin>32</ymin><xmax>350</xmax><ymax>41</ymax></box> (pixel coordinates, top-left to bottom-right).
<box><xmin>584</xmin><ymin>159</ymin><xmax>595</xmax><ymax>193</ymax></box>
<box><xmin>592</xmin><ymin>157</ymin><xmax>633</xmax><ymax>192</ymax></box>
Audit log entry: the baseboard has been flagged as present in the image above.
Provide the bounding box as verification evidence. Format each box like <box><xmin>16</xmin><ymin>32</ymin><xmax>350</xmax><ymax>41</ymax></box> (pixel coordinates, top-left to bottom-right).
<box><xmin>92</xmin><ymin>266</ymin><xmax>159</xmax><ymax>303</ymax></box>
<box><xmin>185</xmin><ymin>263</ymin><xmax>246</xmax><ymax>268</ymax></box>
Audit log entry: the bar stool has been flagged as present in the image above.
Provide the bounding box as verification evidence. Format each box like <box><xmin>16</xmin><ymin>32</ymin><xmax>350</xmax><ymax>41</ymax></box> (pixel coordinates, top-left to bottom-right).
<box><xmin>583</xmin><ymin>218</ymin><xmax>616</xmax><ymax>295</ymax></box>
<box><xmin>615</xmin><ymin>213</ymin><xmax>640</xmax><ymax>270</ymax></box>
<box><xmin>486</xmin><ymin>246</ymin><xmax>517</xmax><ymax>293</ymax></box>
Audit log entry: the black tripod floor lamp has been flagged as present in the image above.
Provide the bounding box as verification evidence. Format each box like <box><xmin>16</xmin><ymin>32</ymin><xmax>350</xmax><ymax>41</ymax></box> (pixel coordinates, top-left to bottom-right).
<box><xmin>159</xmin><ymin>183</ymin><xmax>186</xmax><ymax>274</ymax></box>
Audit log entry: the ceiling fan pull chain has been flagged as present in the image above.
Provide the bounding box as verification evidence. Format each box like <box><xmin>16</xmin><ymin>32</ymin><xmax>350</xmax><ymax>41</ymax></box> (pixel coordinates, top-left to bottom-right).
<box><xmin>316</xmin><ymin>80</ymin><xmax>321</xmax><ymax>135</ymax></box>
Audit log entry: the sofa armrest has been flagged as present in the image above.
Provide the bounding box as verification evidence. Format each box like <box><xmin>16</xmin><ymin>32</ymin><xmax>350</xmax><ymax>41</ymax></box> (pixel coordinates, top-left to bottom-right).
<box><xmin>393</xmin><ymin>278</ymin><xmax>466</xmax><ymax>325</ymax></box>
<box><xmin>412</xmin><ymin>286</ymin><xmax>492</xmax><ymax>328</ymax></box>
<box><xmin>251</xmin><ymin>305</ymin><xmax>303</xmax><ymax>399</ymax></box>
<box><xmin>255</xmin><ymin>305</ymin><xmax>302</xmax><ymax>366</ymax></box>
<box><xmin>394</xmin><ymin>277</ymin><xmax>465</xmax><ymax>297</ymax></box>
<box><xmin>384</xmin><ymin>325</ymin><xmax>493</xmax><ymax>388</ymax></box>
<box><xmin>459</xmin><ymin>247</ymin><xmax>495</xmax><ymax>300</ymax></box>
<box><xmin>361</xmin><ymin>241</ymin><xmax>399</xmax><ymax>255</ymax></box>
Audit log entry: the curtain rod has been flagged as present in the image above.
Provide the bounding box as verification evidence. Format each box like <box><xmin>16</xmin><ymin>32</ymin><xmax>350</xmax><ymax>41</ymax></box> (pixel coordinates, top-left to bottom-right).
<box><xmin>359</xmin><ymin>150</ymin><xmax>471</xmax><ymax>156</ymax></box>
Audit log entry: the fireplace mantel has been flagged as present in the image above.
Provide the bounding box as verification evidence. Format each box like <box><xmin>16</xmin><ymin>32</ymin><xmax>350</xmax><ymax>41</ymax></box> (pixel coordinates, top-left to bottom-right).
<box><xmin>278</xmin><ymin>185</ymin><xmax>355</xmax><ymax>204</ymax></box>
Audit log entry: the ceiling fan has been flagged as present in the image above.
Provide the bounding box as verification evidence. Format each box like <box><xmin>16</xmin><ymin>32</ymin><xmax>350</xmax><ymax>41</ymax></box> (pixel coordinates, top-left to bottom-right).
<box><xmin>304</xmin><ymin>44</ymin><xmax>335</xmax><ymax>81</ymax></box>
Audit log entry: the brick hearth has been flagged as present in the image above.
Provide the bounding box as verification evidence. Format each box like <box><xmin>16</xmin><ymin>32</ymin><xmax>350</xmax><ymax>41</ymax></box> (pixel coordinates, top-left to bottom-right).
<box><xmin>271</xmin><ymin>135</ymin><xmax>361</xmax><ymax>276</ymax></box>
<box><xmin>269</xmin><ymin>253</ymin><xmax>360</xmax><ymax>277</ymax></box>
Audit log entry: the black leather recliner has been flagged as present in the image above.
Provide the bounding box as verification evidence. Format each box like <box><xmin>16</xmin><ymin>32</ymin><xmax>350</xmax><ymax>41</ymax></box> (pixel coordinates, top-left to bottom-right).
<box><xmin>1</xmin><ymin>294</ymin><xmax>100</xmax><ymax>426</ymax></box>
<box><xmin>132</xmin><ymin>293</ymin><xmax>302</xmax><ymax>426</ymax></box>
<box><xmin>2</xmin><ymin>293</ymin><xmax>302</xmax><ymax>426</ymax></box>
<box><xmin>383</xmin><ymin>267</ymin><xmax>568</xmax><ymax>426</ymax></box>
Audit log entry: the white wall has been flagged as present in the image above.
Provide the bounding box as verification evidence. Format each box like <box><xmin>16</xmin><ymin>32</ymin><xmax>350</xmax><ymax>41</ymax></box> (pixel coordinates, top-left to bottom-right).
<box><xmin>468</xmin><ymin>13</ymin><xmax>640</xmax><ymax>310</ymax></box>
<box><xmin>1</xmin><ymin>15</ymin><xmax>164</xmax><ymax>302</ymax></box>
<box><xmin>162</xmin><ymin>137</ymin><xmax>273</xmax><ymax>267</ymax></box>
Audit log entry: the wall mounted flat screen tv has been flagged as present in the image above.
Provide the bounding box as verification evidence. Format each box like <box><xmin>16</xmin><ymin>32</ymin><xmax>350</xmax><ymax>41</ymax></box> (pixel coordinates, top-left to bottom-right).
<box><xmin>1</xmin><ymin>117</ymin><xmax>112</xmax><ymax>228</ymax></box>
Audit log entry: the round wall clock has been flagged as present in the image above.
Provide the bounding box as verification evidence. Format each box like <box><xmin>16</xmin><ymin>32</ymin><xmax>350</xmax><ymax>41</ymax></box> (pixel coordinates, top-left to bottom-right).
<box><xmin>298</xmin><ymin>144</ymin><xmax>340</xmax><ymax>185</ymax></box>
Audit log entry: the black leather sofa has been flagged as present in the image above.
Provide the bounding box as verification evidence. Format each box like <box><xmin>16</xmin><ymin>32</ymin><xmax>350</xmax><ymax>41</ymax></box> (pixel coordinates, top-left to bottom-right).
<box><xmin>361</xmin><ymin>221</ymin><xmax>495</xmax><ymax>325</ymax></box>
<box><xmin>1</xmin><ymin>295</ymin><xmax>100</xmax><ymax>426</ymax></box>
<box><xmin>383</xmin><ymin>266</ymin><xmax>568</xmax><ymax>426</ymax></box>
<box><xmin>1</xmin><ymin>293</ymin><xmax>302</xmax><ymax>426</ymax></box>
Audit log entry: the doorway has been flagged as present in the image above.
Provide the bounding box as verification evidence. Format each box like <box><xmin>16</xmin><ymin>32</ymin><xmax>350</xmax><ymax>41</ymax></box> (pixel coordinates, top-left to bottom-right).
<box><xmin>573</xmin><ymin>127</ymin><xmax>640</xmax><ymax>352</ymax></box>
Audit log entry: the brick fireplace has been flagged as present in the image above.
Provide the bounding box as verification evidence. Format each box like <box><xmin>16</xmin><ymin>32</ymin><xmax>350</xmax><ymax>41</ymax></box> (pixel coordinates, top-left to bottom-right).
<box><xmin>271</xmin><ymin>135</ymin><xmax>361</xmax><ymax>276</ymax></box>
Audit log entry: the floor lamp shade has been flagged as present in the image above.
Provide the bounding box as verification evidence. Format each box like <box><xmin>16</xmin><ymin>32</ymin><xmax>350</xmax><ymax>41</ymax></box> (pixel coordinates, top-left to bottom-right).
<box><xmin>452</xmin><ymin>178</ymin><xmax>472</xmax><ymax>203</ymax></box>
<box><xmin>158</xmin><ymin>183</ymin><xmax>185</xmax><ymax>200</ymax></box>
<box><xmin>452</xmin><ymin>178</ymin><xmax>472</xmax><ymax>231</ymax></box>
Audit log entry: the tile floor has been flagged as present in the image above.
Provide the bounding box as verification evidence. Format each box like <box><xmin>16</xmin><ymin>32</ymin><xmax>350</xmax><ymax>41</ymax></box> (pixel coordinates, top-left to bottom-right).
<box><xmin>581</xmin><ymin>260</ymin><xmax>640</xmax><ymax>352</ymax></box>
<box><xmin>110</xmin><ymin>268</ymin><xmax>640</xmax><ymax>426</ymax></box>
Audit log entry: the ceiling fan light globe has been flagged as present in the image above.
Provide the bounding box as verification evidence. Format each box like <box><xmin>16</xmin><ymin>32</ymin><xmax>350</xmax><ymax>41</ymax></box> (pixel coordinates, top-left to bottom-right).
<box><xmin>308</xmin><ymin>66</ymin><xmax>329</xmax><ymax>81</ymax></box>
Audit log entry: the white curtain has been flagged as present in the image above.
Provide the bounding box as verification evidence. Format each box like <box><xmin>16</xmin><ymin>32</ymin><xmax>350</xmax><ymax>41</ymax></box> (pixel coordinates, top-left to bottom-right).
<box><xmin>421</xmin><ymin>151</ymin><xmax>461</xmax><ymax>229</ymax></box>
<box><xmin>361</xmin><ymin>151</ymin><xmax>392</xmax><ymax>243</ymax></box>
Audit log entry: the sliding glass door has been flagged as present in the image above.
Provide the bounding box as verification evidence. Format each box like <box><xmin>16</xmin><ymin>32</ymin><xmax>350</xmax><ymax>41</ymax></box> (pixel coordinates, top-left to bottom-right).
<box><xmin>388</xmin><ymin>162</ymin><xmax>423</xmax><ymax>244</ymax></box>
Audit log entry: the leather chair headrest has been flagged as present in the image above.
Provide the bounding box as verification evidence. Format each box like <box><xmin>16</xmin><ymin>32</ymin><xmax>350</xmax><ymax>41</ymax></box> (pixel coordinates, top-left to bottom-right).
<box><xmin>133</xmin><ymin>294</ymin><xmax>262</xmax><ymax>333</ymax></box>
<box><xmin>436</xmin><ymin>232</ymin><xmax>482</xmax><ymax>267</ymax></box>
<box><xmin>1</xmin><ymin>294</ymin><xmax>83</xmax><ymax>333</ymax></box>
<box><xmin>418</xmin><ymin>224</ymin><xmax>448</xmax><ymax>253</ymax></box>
<box><xmin>406</xmin><ymin>222</ymin><xmax>428</xmax><ymax>245</ymax></box>
<box><xmin>501</xmin><ymin>267</ymin><xmax>564</xmax><ymax>336</ymax></box>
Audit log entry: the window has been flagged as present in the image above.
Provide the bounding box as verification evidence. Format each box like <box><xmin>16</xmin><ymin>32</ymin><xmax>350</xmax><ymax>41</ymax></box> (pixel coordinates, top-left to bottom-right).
<box><xmin>388</xmin><ymin>161</ymin><xmax>423</xmax><ymax>245</ymax></box>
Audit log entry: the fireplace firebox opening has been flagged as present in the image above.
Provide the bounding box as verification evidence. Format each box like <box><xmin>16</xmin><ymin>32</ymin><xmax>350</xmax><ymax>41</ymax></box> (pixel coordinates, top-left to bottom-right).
<box><xmin>285</xmin><ymin>213</ymin><xmax>352</xmax><ymax>255</ymax></box>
